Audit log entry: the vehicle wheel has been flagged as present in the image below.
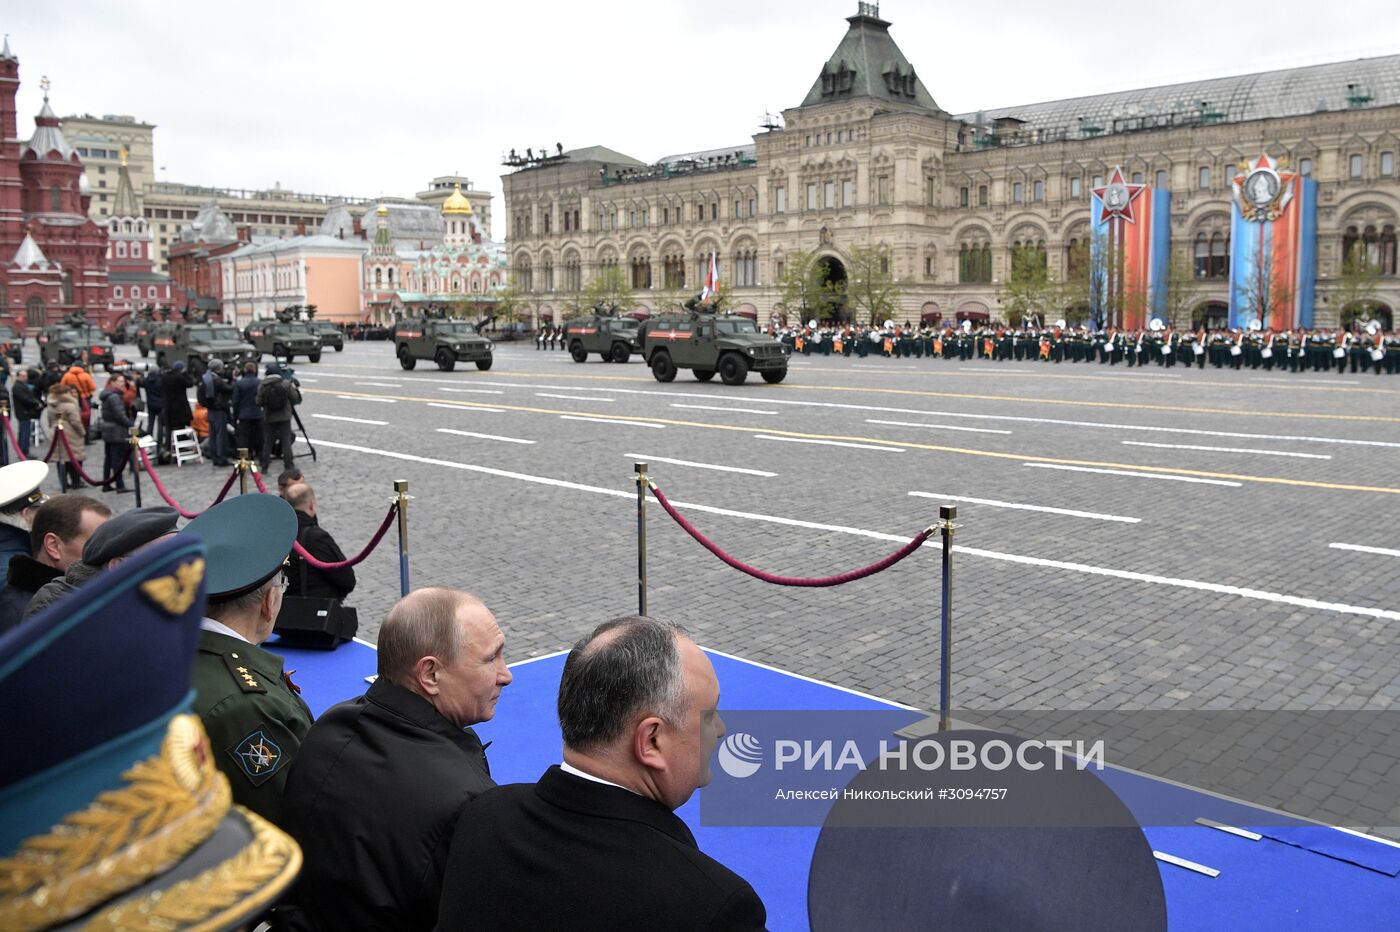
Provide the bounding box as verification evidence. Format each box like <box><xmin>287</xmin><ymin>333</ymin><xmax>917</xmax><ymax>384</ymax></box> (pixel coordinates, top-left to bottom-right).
<box><xmin>273</xmin><ymin>343</ymin><xmax>289</xmax><ymax>363</ymax></box>
<box><xmin>139</xmin><ymin>347</ymin><xmax>149</xmax><ymax>358</ymax></box>
<box><xmin>650</xmin><ymin>351</ymin><xmax>676</xmax><ymax>383</ymax></box>
<box><xmin>308</xmin><ymin>351</ymin><xmax>322</xmax><ymax>363</ymax></box>
<box><xmin>156</xmin><ymin>352</ymin><xmax>167</xmax><ymax>369</ymax></box>
<box><xmin>718</xmin><ymin>352</ymin><xmax>749</xmax><ymax>385</ymax></box>
<box><xmin>436</xmin><ymin>348</ymin><xmax>456</xmax><ymax>372</ymax></box>
<box><xmin>475</xmin><ymin>357</ymin><xmax>493</xmax><ymax>371</ymax></box>
<box><xmin>610</xmin><ymin>343</ymin><xmax>630</xmax><ymax>364</ymax></box>
<box><xmin>398</xmin><ymin>345</ymin><xmax>417</xmax><ymax>370</ymax></box>
<box><xmin>693</xmin><ymin>369</ymin><xmax>716</xmax><ymax>382</ymax></box>
<box><xmin>570</xmin><ymin>342</ymin><xmax>588</xmax><ymax>363</ymax></box>
<box><xmin>334</xmin><ymin>345</ymin><xmax>344</xmax><ymax>352</ymax></box>
<box><xmin>761</xmin><ymin>367</ymin><xmax>788</xmax><ymax>384</ymax></box>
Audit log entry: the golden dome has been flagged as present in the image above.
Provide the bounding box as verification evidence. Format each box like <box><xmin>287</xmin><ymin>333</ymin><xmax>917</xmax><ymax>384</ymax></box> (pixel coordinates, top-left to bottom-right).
<box><xmin>441</xmin><ymin>183</ymin><xmax>473</xmax><ymax>216</ymax></box>
<box><xmin>376</xmin><ymin>204</ymin><xmax>389</xmax><ymax>216</ymax></box>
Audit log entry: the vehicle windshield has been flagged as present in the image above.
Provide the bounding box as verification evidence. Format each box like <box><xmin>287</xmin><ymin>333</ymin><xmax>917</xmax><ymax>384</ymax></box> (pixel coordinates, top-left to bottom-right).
<box><xmin>185</xmin><ymin>326</ymin><xmax>245</xmax><ymax>341</ymax></box>
<box><xmin>434</xmin><ymin>322</ymin><xmax>478</xmax><ymax>335</ymax></box>
<box><xmin>56</xmin><ymin>329</ymin><xmax>80</xmax><ymax>340</ymax></box>
<box><xmin>213</xmin><ymin>327</ymin><xmax>244</xmax><ymax>340</ymax></box>
<box><xmin>310</xmin><ymin>321</ymin><xmax>337</xmax><ymax>331</ymax></box>
<box><xmin>715</xmin><ymin>318</ymin><xmax>758</xmax><ymax>335</ymax></box>
<box><xmin>281</xmin><ymin>323</ymin><xmax>312</xmax><ymax>333</ymax></box>
<box><xmin>609</xmin><ymin>319</ymin><xmax>640</xmax><ymax>331</ymax></box>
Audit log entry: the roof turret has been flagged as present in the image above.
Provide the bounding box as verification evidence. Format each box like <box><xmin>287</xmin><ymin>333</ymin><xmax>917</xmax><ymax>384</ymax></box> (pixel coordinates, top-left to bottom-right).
<box><xmin>111</xmin><ymin>147</ymin><xmax>141</xmax><ymax>218</ymax></box>
<box><xmin>11</xmin><ymin>230</ymin><xmax>50</xmax><ymax>270</ymax></box>
<box><xmin>442</xmin><ymin>183</ymin><xmax>473</xmax><ymax>216</ymax></box>
<box><xmin>23</xmin><ymin>77</ymin><xmax>75</xmax><ymax>161</ymax></box>
<box><xmin>800</xmin><ymin>4</ymin><xmax>941</xmax><ymax>112</ymax></box>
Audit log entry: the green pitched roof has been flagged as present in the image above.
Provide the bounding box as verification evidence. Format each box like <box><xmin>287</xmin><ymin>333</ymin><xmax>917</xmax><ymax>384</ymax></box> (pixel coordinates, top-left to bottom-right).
<box><xmin>800</xmin><ymin>7</ymin><xmax>941</xmax><ymax>113</ymax></box>
<box><xmin>111</xmin><ymin>161</ymin><xmax>141</xmax><ymax>218</ymax></box>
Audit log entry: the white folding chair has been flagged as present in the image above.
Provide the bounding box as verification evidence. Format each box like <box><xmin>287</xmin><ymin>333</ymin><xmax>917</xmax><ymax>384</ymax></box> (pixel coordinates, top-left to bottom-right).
<box><xmin>170</xmin><ymin>427</ymin><xmax>204</xmax><ymax>467</ymax></box>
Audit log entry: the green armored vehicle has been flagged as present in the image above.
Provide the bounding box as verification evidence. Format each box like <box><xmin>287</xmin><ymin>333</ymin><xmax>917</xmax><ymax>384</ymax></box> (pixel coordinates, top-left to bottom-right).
<box><xmin>153</xmin><ymin>320</ymin><xmax>257</xmax><ymax>375</ymax></box>
<box><xmin>639</xmin><ymin>298</ymin><xmax>789</xmax><ymax>385</ymax></box>
<box><xmin>0</xmin><ymin>324</ymin><xmax>22</xmax><ymax>364</ymax></box>
<box><xmin>308</xmin><ymin>319</ymin><xmax>344</xmax><ymax>352</ymax></box>
<box><xmin>38</xmin><ymin>314</ymin><xmax>116</xmax><ymax>370</ymax></box>
<box><xmin>564</xmin><ymin>305</ymin><xmax>642</xmax><ymax>363</ymax></box>
<box><xmin>133</xmin><ymin>306</ymin><xmax>171</xmax><ymax>358</ymax></box>
<box><xmin>245</xmin><ymin>307</ymin><xmax>323</xmax><ymax>363</ymax></box>
<box><xmin>394</xmin><ymin>309</ymin><xmax>493</xmax><ymax>371</ymax></box>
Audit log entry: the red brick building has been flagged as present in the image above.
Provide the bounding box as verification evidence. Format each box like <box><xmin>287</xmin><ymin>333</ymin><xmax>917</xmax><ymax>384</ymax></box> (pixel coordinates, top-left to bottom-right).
<box><xmin>0</xmin><ymin>39</ymin><xmax>109</xmax><ymax>330</ymax></box>
<box><xmin>104</xmin><ymin>151</ymin><xmax>173</xmax><ymax>325</ymax></box>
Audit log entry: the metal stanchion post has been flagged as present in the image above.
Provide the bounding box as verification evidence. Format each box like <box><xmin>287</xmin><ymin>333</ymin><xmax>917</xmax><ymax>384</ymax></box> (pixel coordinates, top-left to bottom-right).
<box><xmin>54</xmin><ymin>421</ymin><xmax>66</xmax><ymax>491</ymax></box>
<box><xmin>0</xmin><ymin>398</ymin><xmax>9</xmax><ymax>466</ymax></box>
<box><xmin>395</xmin><ymin>479</ymin><xmax>411</xmax><ymax>598</ymax></box>
<box><xmin>938</xmin><ymin>505</ymin><xmax>958</xmax><ymax>733</ymax></box>
<box><xmin>128</xmin><ymin>427</ymin><xmax>143</xmax><ymax>507</ymax></box>
<box><xmin>237</xmin><ymin>447</ymin><xmax>250</xmax><ymax>495</ymax></box>
<box><xmin>635</xmin><ymin>462</ymin><xmax>648</xmax><ymax>617</ymax></box>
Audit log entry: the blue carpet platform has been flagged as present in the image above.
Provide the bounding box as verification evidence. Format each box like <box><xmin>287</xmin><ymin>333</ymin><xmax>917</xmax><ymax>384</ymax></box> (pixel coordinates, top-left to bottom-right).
<box><xmin>274</xmin><ymin>638</ymin><xmax>1400</xmax><ymax>931</ymax></box>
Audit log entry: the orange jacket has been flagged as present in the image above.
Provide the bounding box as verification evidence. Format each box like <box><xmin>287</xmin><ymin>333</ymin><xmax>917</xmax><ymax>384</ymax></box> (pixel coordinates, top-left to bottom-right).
<box><xmin>61</xmin><ymin>366</ymin><xmax>96</xmax><ymax>397</ymax></box>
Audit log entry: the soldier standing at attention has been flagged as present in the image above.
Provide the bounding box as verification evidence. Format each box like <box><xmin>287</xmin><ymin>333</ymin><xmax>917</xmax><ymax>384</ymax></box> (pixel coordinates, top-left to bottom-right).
<box><xmin>184</xmin><ymin>494</ymin><xmax>310</xmax><ymax>828</ymax></box>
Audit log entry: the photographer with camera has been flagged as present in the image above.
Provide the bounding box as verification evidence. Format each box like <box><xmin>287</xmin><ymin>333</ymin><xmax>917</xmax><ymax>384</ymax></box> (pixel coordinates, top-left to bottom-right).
<box><xmin>256</xmin><ymin>363</ymin><xmax>302</xmax><ymax>473</ymax></box>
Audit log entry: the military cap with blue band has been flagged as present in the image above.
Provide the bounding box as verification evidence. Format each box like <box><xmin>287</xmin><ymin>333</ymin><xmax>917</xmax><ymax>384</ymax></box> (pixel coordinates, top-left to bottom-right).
<box><xmin>180</xmin><ymin>494</ymin><xmax>299</xmax><ymax>603</ymax></box>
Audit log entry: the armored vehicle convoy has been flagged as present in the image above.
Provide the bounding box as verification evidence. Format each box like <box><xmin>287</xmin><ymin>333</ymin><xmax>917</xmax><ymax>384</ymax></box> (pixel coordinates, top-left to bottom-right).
<box><xmin>563</xmin><ymin>305</ymin><xmax>642</xmax><ymax>363</ymax></box>
<box><xmin>0</xmin><ymin>324</ymin><xmax>22</xmax><ymax>364</ymax></box>
<box><xmin>38</xmin><ymin>314</ymin><xmax>116</xmax><ymax>370</ymax></box>
<box><xmin>245</xmin><ymin>306</ymin><xmax>323</xmax><ymax>363</ymax></box>
<box><xmin>638</xmin><ymin>298</ymin><xmax>789</xmax><ymax>385</ymax></box>
<box><xmin>394</xmin><ymin>308</ymin><xmax>493</xmax><ymax>371</ymax></box>
<box><xmin>153</xmin><ymin>321</ymin><xmax>257</xmax><ymax>374</ymax></box>
<box><xmin>133</xmin><ymin>305</ymin><xmax>171</xmax><ymax>357</ymax></box>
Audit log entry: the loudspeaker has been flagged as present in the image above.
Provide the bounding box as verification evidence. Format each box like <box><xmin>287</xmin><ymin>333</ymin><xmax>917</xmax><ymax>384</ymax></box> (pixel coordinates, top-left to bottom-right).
<box><xmin>274</xmin><ymin>595</ymin><xmax>358</xmax><ymax>649</ymax></box>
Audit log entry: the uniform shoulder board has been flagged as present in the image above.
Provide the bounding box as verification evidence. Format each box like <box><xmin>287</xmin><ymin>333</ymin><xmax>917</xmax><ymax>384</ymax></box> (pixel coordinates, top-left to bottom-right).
<box><xmin>223</xmin><ymin>651</ymin><xmax>267</xmax><ymax>694</ymax></box>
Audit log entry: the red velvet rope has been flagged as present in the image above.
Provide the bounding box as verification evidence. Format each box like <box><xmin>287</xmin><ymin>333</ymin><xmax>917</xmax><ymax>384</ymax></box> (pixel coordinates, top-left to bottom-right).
<box><xmin>647</xmin><ymin>483</ymin><xmax>933</xmax><ymax>587</ymax></box>
<box><xmin>292</xmin><ymin>504</ymin><xmax>398</xmax><ymax>570</ymax></box>
<box><xmin>212</xmin><ymin>467</ymin><xmax>239</xmax><ymax>504</ymax></box>
<box><xmin>1</xmin><ymin>415</ymin><xmax>62</xmax><ymax>463</ymax></box>
<box><xmin>137</xmin><ymin>446</ymin><xmax>201</xmax><ymax>517</ymax></box>
<box><xmin>252</xmin><ymin>469</ymin><xmax>270</xmax><ymax>494</ymax></box>
<box><xmin>57</xmin><ymin>428</ymin><xmax>129</xmax><ymax>488</ymax></box>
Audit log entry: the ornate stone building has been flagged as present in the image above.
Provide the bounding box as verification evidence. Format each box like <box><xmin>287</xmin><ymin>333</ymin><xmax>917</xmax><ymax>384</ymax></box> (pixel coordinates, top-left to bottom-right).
<box><xmin>503</xmin><ymin>4</ymin><xmax>1400</xmax><ymax>328</ymax></box>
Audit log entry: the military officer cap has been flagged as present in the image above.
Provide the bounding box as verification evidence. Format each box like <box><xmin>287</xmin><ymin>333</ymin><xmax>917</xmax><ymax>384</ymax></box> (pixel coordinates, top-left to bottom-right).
<box><xmin>0</xmin><ymin>534</ymin><xmax>302</xmax><ymax>928</ymax></box>
<box><xmin>0</xmin><ymin>460</ymin><xmax>48</xmax><ymax>515</ymax></box>
<box><xmin>180</xmin><ymin>494</ymin><xmax>298</xmax><ymax>603</ymax></box>
<box><xmin>81</xmin><ymin>504</ymin><xmax>179</xmax><ymax>565</ymax></box>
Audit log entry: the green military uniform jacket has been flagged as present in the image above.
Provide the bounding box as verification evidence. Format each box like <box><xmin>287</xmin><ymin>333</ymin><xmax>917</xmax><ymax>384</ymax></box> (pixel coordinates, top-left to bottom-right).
<box><xmin>192</xmin><ymin>628</ymin><xmax>314</xmax><ymax>827</ymax></box>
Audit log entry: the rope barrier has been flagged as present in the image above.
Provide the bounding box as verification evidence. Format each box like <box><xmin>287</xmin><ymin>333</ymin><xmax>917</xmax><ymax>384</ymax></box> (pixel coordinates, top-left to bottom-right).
<box><xmin>647</xmin><ymin>481</ymin><xmax>934</xmax><ymax>587</ymax></box>
<box><xmin>58</xmin><ymin>429</ymin><xmax>129</xmax><ymax>488</ymax></box>
<box><xmin>212</xmin><ymin>467</ymin><xmax>239</xmax><ymax>505</ymax></box>
<box><xmin>1</xmin><ymin>415</ymin><xmax>62</xmax><ymax>463</ymax></box>
<box><xmin>292</xmin><ymin>504</ymin><xmax>398</xmax><ymax>571</ymax></box>
<box><xmin>252</xmin><ymin>469</ymin><xmax>270</xmax><ymax>495</ymax></box>
<box><xmin>136</xmin><ymin>446</ymin><xmax>203</xmax><ymax>518</ymax></box>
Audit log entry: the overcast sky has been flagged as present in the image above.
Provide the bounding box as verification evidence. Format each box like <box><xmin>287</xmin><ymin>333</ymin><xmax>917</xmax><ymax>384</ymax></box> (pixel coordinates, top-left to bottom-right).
<box><xmin>9</xmin><ymin>0</ymin><xmax>1397</xmax><ymax>215</ymax></box>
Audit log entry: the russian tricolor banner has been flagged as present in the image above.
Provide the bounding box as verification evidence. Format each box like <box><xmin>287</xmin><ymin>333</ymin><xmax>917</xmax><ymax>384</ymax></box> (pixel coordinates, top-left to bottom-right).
<box><xmin>1228</xmin><ymin>154</ymin><xmax>1316</xmax><ymax>330</ymax></box>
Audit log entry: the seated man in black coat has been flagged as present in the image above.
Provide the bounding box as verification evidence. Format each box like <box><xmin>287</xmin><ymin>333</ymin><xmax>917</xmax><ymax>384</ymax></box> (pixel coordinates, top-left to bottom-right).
<box><xmin>281</xmin><ymin>588</ymin><xmax>511</xmax><ymax>932</ymax></box>
<box><xmin>436</xmin><ymin>616</ymin><xmax>768</xmax><ymax>932</ymax></box>
<box><xmin>0</xmin><ymin>493</ymin><xmax>110</xmax><ymax>634</ymax></box>
<box><xmin>282</xmin><ymin>483</ymin><xmax>354</xmax><ymax>601</ymax></box>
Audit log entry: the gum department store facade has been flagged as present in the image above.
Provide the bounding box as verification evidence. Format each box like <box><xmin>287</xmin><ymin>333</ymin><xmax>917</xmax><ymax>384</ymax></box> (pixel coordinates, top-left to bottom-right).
<box><xmin>503</xmin><ymin>4</ymin><xmax>1400</xmax><ymax>329</ymax></box>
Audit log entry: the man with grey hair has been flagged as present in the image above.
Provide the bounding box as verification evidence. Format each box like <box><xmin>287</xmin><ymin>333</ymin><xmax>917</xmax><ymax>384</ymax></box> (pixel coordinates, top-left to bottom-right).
<box><xmin>281</xmin><ymin>587</ymin><xmax>510</xmax><ymax>932</ymax></box>
<box><xmin>436</xmin><ymin>615</ymin><xmax>767</xmax><ymax>931</ymax></box>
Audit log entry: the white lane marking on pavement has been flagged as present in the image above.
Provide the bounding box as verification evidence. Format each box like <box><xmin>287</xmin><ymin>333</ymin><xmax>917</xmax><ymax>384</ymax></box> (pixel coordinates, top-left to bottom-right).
<box><xmin>536</xmin><ymin>392</ymin><xmax>614</xmax><ymax>402</ymax></box>
<box><xmin>560</xmin><ymin>415</ymin><xmax>665</xmax><ymax>428</ymax></box>
<box><xmin>1329</xmin><ymin>543</ymin><xmax>1400</xmax><ymax>558</ymax></box>
<box><xmin>428</xmin><ymin>402</ymin><xmax>504</xmax><ymax>413</ymax></box>
<box><xmin>907</xmin><ymin>491</ymin><xmax>1140</xmax><ymax>524</ymax></box>
<box><xmin>303</xmin><ymin>439</ymin><xmax>1400</xmax><ymax>622</ymax></box>
<box><xmin>297</xmin><ymin>378</ymin><xmax>318</xmax><ymax>383</ymax></box>
<box><xmin>753</xmin><ymin>434</ymin><xmax>904</xmax><ymax>453</ymax></box>
<box><xmin>436</xmin><ymin>428</ymin><xmax>536</xmax><ymax>445</ymax></box>
<box><xmin>1121</xmin><ymin>440</ymin><xmax>1332</xmax><ymax>460</ymax></box>
<box><xmin>1253</xmin><ymin>377</ymin><xmax>1357</xmax><ymax>385</ymax></box>
<box><xmin>1024</xmin><ymin>463</ymin><xmax>1242</xmax><ymax>487</ymax></box>
<box><xmin>622</xmin><ymin>453</ymin><xmax>777</xmax><ymax>478</ymax></box>
<box><xmin>360</xmin><ymin>382</ymin><xmax>403</xmax><ymax>388</ymax></box>
<box><xmin>672</xmin><ymin>403</ymin><xmax>778</xmax><ymax>415</ymax></box>
<box><xmin>338</xmin><ymin>395</ymin><xmax>396</xmax><ymax>403</ymax></box>
<box><xmin>439</xmin><ymin>387</ymin><xmax>505</xmax><ymax>395</ymax></box>
<box><xmin>311</xmin><ymin>414</ymin><xmax>388</xmax><ymax>426</ymax></box>
<box><xmin>867</xmin><ymin>418</ymin><xmax>1012</xmax><ymax>435</ymax></box>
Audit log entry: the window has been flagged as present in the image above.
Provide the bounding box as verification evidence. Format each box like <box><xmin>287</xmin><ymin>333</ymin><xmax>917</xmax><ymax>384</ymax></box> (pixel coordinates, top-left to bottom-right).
<box><xmin>1092</xmin><ymin>175</ymin><xmax>1104</xmax><ymax>189</ymax></box>
<box><xmin>958</xmin><ymin>243</ymin><xmax>992</xmax><ymax>283</ymax></box>
<box><xmin>805</xmin><ymin>135</ymin><xmax>812</xmax><ymax>147</ymax></box>
<box><xmin>51</xmin><ymin>185</ymin><xmax>61</xmax><ymax>211</ymax></box>
<box><xmin>1383</xmin><ymin>152</ymin><xmax>1394</xmax><ymax>176</ymax></box>
<box><xmin>148</xmin><ymin>286</ymin><xmax>157</xmax><ymax>298</ymax></box>
<box><xmin>978</xmin><ymin>185</ymin><xmax>988</xmax><ymax>206</ymax></box>
<box><xmin>1198</xmin><ymin>166</ymin><xmax>1211</xmax><ymax>189</ymax></box>
<box><xmin>114</xmin><ymin>286</ymin><xmax>123</xmax><ymax>298</ymax></box>
<box><xmin>710</xmin><ymin>202</ymin><xmax>718</xmax><ymax>221</ymax></box>
<box><xmin>825</xmin><ymin>132</ymin><xmax>832</xmax><ymax>145</ymax></box>
<box><xmin>1069</xmin><ymin>177</ymin><xmax>1081</xmax><ymax>199</ymax></box>
<box><xmin>807</xmin><ymin>183</ymin><xmax>818</xmax><ymax>210</ymax></box>
<box><xmin>843</xmin><ymin>180</ymin><xmax>854</xmax><ymax>207</ymax></box>
<box><xmin>1131</xmin><ymin>172</ymin><xmax>1143</xmax><ymax>184</ymax></box>
<box><xmin>1299</xmin><ymin>158</ymin><xmax>1313</xmax><ymax>177</ymax></box>
<box><xmin>749</xmin><ymin>197</ymin><xmax>756</xmax><ymax>217</ymax></box>
<box><xmin>1012</xmin><ymin>182</ymin><xmax>1023</xmax><ymax>204</ymax></box>
<box><xmin>662</xmin><ymin>207</ymin><xmax>668</xmax><ymax>225</ymax></box>
<box><xmin>877</xmin><ymin>175</ymin><xmax>890</xmax><ymax>205</ymax></box>
<box><xmin>775</xmin><ymin>187</ymin><xmax>786</xmax><ymax>213</ymax></box>
<box><xmin>116</xmin><ymin>241</ymin><xmax>127</xmax><ymax>258</ymax></box>
<box><xmin>824</xmin><ymin>181</ymin><xmax>835</xmax><ymax>209</ymax></box>
<box><xmin>959</xmin><ymin>186</ymin><xmax>969</xmax><ymax>207</ymax></box>
<box><xmin>1033</xmin><ymin>180</ymin><xmax>1044</xmax><ymax>202</ymax></box>
<box><xmin>735</xmin><ymin>199</ymin><xmax>743</xmax><ymax>218</ymax></box>
<box><xmin>1155</xmin><ymin>169</ymin><xmax>1168</xmax><ymax>189</ymax></box>
<box><xmin>1350</xmin><ymin>154</ymin><xmax>1363</xmax><ymax>178</ymax></box>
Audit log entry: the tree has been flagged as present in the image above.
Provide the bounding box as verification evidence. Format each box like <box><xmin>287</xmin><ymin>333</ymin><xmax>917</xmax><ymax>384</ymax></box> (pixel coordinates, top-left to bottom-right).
<box><xmin>1232</xmin><ymin>246</ymin><xmax>1294</xmax><ymax>329</ymax></box>
<box><xmin>582</xmin><ymin>266</ymin><xmax>636</xmax><ymax>313</ymax></box>
<box><xmin>1000</xmin><ymin>245</ymin><xmax>1059</xmax><ymax>325</ymax></box>
<box><xmin>1160</xmin><ymin>250</ymin><xmax>1207</xmax><ymax>331</ymax></box>
<box><xmin>777</xmin><ymin>250</ymin><xmax>836</xmax><ymax>323</ymax></box>
<box><xmin>844</xmin><ymin>244</ymin><xmax>903</xmax><ymax>326</ymax></box>
<box><xmin>1332</xmin><ymin>244</ymin><xmax>1383</xmax><ymax>328</ymax></box>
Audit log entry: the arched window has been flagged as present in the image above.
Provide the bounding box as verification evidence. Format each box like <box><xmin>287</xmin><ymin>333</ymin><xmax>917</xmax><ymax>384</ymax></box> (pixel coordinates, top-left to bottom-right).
<box><xmin>1382</xmin><ymin>225</ymin><xmax>1397</xmax><ymax>275</ymax></box>
<box><xmin>1194</xmin><ymin>234</ymin><xmax>1210</xmax><ymax>278</ymax></box>
<box><xmin>543</xmin><ymin>260</ymin><xmax>554</xmax><ymax>292</ymax></box>
<box><xmin>663</xmin><ymin>253</ymin><xmax>686</xmax><ymax>290</ymax></box>
<box><xmin>388</xmin><ymin>267</ymin><xmax>395</xmax><ymax>285</ymax></box>
<box><xmin>375</xmin><ymin>268</ymin><xmax>382</xmax><ymax>286</ymax></box>
<box><xmin>114</xmin><ymin>286</ymin><xmax>123</xmax><ymax>299</ymax></box>
<box><xmin>1210</xmin><ymin>233</ymin><xmax>1228</xmax><ymax>278</ymax></box>
<box><xmin>116</xmin><ymin>241</ymin><xmax>127</xmax><ymax>258</ymax></box>
<box><xmin>630</xmin><ymin>255</ymin><xmax>652</xmax><ymax>290</ymax></box>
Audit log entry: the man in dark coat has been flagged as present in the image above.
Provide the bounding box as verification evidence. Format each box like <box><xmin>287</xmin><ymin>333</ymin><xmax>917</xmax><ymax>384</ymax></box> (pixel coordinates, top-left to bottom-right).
<box><xmin>282</xmin><ymin>588</ymin><xmax>510</xmax><ymax>931</ymax></box>
<box><xmin>203</xmin><ymin>359</ymin><xmax>236</xmax><ymax>466</ymax></box>
<box><xmin>232</xmin><ymin>361</ymin><xmax>264</xmax><ymax>460</ymax></box>
<box><xmin>282</xmin><ymin>483</ymin><xmax>354</xmax><ymax>600</ymax></box>
<box><xmin>98</xmin><ymin>374</ymin><xmax>133</xmax><ymax>492</ymax></box>
<box><xmin>436</xmin><ymin>616</ymin><xmax>767</xmax><ymax>932</ymax></box>
<box><xmin>162</xmin><ymin>360</ymin><xmax>195</xmax><ymax>440</ymax></box>
<box><xmin>143</xmin><ymin>364</ymin><xmax>166</xmax><ymax>450</ymax></box>
<box><xmin>256</xmin><ymin>364</ymin><xmax>302</xmax><ymax>473</ymax></box>
<box><xmin>0</xmin><ymin>493</ymin><xmax>110</xmax><ymax>635</ymax></box>
<box><xmin>24</xmin><ymin>505</ymin><xmax>179</xmax><ymax>618</ymax></box>
<box><xmin>10</xmin><ymin>367</ymin><xmax>42</xmax><ymax>454</ymax></box>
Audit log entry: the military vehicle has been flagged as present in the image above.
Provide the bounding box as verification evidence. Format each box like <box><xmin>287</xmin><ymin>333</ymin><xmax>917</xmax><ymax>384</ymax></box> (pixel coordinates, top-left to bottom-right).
<box><xmin>638</xmin><ymin>297</ymin><xmax>789</xmax><ymax>385</ymax></box>
<box><xmin>37</xmin><ymin>313</ymin><xmax>116</xmax><ymax>370</ymax></box>
<box><xmin>394</xmin><ymin>308</ymin><xmax>493</xmax><ymax>371</ymax></box>
<box><xmin>0</xmin><ymin>324</ymin><xmax>22</xmax><ymax>364</ymax></box>
<box><xmin>134</xmin><ymin>305</ymin><xmax>172</xmax><ymax>357</ymax></box>
<box><xmin>150</xmin><ymin>310</ymin><xmax>258</xmax><ymax>374</ymax></box>
<box><xmin>245</xmin><ymin>306</ymin><xmax>323</xmax><ymax>363</ymax></box>
<box><xmin>307</xmin><ymin>319</ymin><xmax>344</xmax><ymax>352</ymax></box>
<box><xmin>563</xmin><ymin>304</ymin><xmax>642</xmax><ymax>363</ymax></box>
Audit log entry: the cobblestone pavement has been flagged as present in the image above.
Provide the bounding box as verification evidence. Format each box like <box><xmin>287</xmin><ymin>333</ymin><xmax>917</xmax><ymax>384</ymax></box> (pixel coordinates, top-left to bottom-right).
<box><xmin>76</xmin><ymin>340</ymin><xmax>1400</xmax><ymax>830</ymax></box>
